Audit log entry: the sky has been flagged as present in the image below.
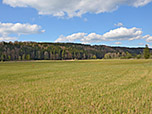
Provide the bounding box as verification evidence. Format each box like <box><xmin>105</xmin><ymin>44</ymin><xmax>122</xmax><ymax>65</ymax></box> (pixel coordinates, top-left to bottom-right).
<box><xmin>0</xmin><ymin>0</ymin><xmax>152</xmax><ymax>47</ymax></box>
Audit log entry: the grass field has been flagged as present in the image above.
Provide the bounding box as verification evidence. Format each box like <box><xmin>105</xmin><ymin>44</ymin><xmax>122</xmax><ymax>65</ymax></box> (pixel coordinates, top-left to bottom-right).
<box><xmin>0</xmin><ymin>60</ymin><xmax>152</xmax><ymax>113</ymax></box>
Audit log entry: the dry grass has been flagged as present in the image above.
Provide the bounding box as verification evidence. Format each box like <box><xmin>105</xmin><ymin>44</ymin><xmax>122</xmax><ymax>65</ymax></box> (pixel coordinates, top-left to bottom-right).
<box><xmin>0</xmin><ymin>60</ymin><xmax>152</xmax><ymax>113</ymax></box>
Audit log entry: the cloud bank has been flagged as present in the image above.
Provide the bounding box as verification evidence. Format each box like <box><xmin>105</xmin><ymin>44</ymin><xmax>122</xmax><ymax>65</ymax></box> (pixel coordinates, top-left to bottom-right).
<box><xmin>3</xmin><ymin>0</ymin><xmax>152</xmax><ymax>17</ymax></box>
<box><xmin>55</xmin><ymin>27</ymin><xmax>152</xmax><ymax>43</ymax></box>
<box><xmin>0</xmin><ymin>23</ymin><xmax>45</xmax><ymax>41</ymax></box>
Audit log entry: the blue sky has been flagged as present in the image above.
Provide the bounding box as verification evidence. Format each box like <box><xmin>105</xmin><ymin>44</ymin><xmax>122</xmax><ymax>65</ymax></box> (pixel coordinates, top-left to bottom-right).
<box><xmin>0</xmin><ymin>0</ymin><xmax>152</xmax><ymax>47</ymax></box>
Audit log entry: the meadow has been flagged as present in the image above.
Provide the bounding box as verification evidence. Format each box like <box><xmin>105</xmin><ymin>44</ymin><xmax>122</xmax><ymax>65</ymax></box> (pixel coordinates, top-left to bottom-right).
<box><xmin>0</xmin><ymin>60</ymin><xmax>152</xmax><ymax>113</ymax></box>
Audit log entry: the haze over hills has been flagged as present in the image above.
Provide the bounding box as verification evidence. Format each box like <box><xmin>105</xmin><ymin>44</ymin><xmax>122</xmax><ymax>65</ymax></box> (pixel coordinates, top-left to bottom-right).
<box><xmin>0</xmin><ymin>42</ymin><xmax>150</xmax><ymax>61</ymax></box>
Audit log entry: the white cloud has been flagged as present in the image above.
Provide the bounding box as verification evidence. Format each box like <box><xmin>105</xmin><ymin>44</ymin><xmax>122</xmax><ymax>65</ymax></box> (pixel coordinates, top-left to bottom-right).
<box><xmin>103</xmin><ymin>27</ymin><xmax>143</xmax><ymax>41</ymax></box>
<box><xmin>115</xmin><ymin>42</ymin><xmax>122</xmax><ymax>45</ymax></box>
<box><xmin>0</xmin><ymin>22</ymin><xmax>45</xmax><ymax>41</ymax></box>
<box><xmin>81</xmin><ymin>33</ymin><xmax>103</xmax><ymax>43</ymax></box>
<box><xmin>3</xmin><ymin>0</ymin><xmax>152</xmax><ymax>17</ymax></box>
<box><xmin>55</xmin><ymin>27</ymin><xmax>152</xmax><ymax>43</ymax></box>
<box><xmin>145</xmin><ymin>35</ymin><xmax>152</xmax><ymax>42</ymax></box>
<box><xmin>0</xmin><ymin>36</ymin><xmax>17</xmax><ymax>41</ymax></box>
<box><xmin>114</xmin><ymin>22</ymin><xmax>123</xmax><ymax>27</ymax></box>
<box><xmin>55</xmin><ymin>33</ymin><xmax>87</xmax><ymax>42</ymax></box>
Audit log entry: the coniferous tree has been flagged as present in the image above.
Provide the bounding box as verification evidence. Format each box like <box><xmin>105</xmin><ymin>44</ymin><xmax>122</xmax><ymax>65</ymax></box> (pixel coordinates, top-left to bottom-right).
<box><xmin>144</xmin><ymin>44</ymin><xmax>150</xmax><ymax>59</ymax></box>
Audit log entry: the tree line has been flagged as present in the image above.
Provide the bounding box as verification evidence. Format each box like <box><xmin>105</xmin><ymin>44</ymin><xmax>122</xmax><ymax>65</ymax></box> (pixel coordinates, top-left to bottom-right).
<box><xmin>0</xmin><ymin>41</ymin><xmax>100</xmax><ymax>61</ymax></box>
<box><xmin>104</xmin><ymin>45</ymin><xmax>151</xmax><ymax>59</ymax></box>
<box><xmin>0</xmin><ymin>41</ymin><xmax>150</xmax><ymax>61</ymax></box>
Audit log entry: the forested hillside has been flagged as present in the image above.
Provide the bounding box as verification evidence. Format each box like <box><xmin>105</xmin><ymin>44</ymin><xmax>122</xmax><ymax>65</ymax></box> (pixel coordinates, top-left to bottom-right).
<box><xmin>0</xmin><ymin>41</ymin><xmax>149</xmax><ymax>61</ymax></box>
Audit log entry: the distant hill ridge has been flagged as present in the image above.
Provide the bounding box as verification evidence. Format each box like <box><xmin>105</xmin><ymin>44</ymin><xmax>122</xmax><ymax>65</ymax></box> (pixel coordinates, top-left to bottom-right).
<box><xmin>0</xmin><ymin>41</ymin><xmax>150</xmax><ymax>61</ymax></box>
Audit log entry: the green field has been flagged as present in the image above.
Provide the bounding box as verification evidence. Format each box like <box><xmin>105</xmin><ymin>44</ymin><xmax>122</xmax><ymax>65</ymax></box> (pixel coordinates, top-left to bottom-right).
<box><xmin>0</xmin><ymin>60</ymin><xmax>152</xmax><ymax>113</ymax></box>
